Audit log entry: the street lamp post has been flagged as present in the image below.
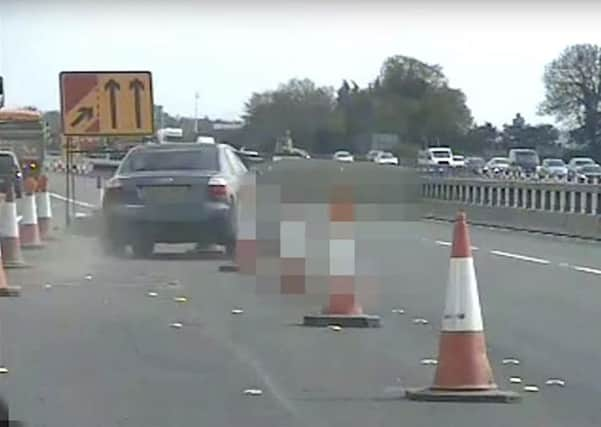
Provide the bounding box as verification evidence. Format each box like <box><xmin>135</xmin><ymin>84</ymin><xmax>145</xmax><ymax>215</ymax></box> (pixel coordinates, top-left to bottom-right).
<box><xmin>194</xmin><ymin>91</ymin><xmax>199</xmax><ymax>135</ymax></box>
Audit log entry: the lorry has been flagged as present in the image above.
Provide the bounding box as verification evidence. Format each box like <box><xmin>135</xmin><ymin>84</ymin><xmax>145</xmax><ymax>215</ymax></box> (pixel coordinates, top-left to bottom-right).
<box><xmin>0</xmin><ymin>108</ymin><xmax>45</xmax><ymax>180</ymax></box>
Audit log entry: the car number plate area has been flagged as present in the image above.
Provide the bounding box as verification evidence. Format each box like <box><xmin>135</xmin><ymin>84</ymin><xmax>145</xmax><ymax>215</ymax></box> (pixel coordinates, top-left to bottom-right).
<box><xmin>141</xmin><ymin>186</ymin><xmax>189</xmax><ymax>203</ymax></box>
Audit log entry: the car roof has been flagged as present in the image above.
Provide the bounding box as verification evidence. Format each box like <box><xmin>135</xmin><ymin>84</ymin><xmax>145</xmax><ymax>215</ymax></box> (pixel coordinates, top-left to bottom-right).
<box><xmin>132</xmin><ymin>142</ymin><xmax>221</xmax><ymax>152</ymax></box>
<box><xmin>509</xmin><ymin>148</ymin><xmax>537</xmax><ymax>152</ymax></box>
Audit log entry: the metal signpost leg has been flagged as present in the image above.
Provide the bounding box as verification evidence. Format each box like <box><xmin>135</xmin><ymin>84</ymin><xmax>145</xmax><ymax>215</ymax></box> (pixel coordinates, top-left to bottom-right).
<box><xmin>65</xmin><ymin>140</ymin><xmax>71</xmax><ymax>226</ymax></box>
<box><xmin>71</xmin><ymin>154</ymin><xmax>76</xmax><ymax>219</ymax></box>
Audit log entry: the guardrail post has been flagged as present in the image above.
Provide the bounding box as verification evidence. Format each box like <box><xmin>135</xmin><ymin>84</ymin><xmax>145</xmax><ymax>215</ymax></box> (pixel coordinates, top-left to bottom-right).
<box><xmin>560</xmin><ymin>190</ymin><xmax>567</xmax><ymax>213</ymax></box>
<box><xmin>581</xmin><ymin>191</ymin><xmax>587</xmax><ymax>214</ymax></box>
<box><xmin>538</xmin><ymin>189</ymin><xmax>544</xmax><ymax>211</ymax></box>
<box><xmin>570</xmin><ymin>191</ymin><xmax>577</xmax><ymax>214</ymax></box>
<box><xmin>488</xmin><ymin>187</ymin><xmax>494</xmax><ymax>207</ymax></box>
<box><xmin>586</xmin><ymin>191</ymin><xmax>594</xmax><ymax>215</ymax></box>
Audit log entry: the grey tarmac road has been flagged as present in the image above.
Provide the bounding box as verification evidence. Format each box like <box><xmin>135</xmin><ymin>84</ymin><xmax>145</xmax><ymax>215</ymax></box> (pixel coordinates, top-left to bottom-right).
<box><xmin>0</xmin><ymin>166</ymin><xmax>597</xmax><ymax>426</ymax></box>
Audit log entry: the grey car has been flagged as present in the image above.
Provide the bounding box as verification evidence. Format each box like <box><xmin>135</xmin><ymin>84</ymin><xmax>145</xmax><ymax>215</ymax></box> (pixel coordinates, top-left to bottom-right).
<box><xmin>101</xmin><ymin>143</ymin><xmax>247</xmax><ymax>258</ymax></box>
<box><xmin>539</xmin><ymin>158</ymin><xmax>568</xmax><ymax>179</ymax></box>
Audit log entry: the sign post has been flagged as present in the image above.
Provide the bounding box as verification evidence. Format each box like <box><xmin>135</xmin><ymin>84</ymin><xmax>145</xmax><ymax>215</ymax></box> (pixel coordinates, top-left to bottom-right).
<box><xmin>0</xmin><ymin>76</ymin><xmax>4</xmax><ymax>108</ymax></box>
<box><xmin>59</xmin><ymin>71</ymin><xmax>154</xmax><ymax>227</ymax></box>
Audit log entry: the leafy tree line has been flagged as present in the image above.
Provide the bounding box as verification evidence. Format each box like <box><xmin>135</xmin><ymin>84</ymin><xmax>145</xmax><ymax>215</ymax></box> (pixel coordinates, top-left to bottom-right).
<box><xmin>237</xmin><ymin>54</ymin><xmax>570</xmax><ymax>159</ymax></box>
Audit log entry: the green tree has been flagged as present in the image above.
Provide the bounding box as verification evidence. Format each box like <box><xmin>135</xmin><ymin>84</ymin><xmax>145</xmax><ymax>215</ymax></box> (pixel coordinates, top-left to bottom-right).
<box><xmin>372</xmin><ymin>55</ymin><xmax>472</xmax><ymax>147</ymax></box>
<box><xmin>540</xmin><ymin>44</ymin><xmax>601</xmax><ymax>150</ymax></box>
<box><xmin>501</xmin><ymin>113</ymin><xmax>559</xmax><ymax>149</ymax></box>
<box><xmin>243</xmin><ymin>78</ymin><xmax>339</xmax><ymax>152</ymax></box>
<box><xmin>462</xmin><ymin>122</ymin><xmax>499</xmax><ymax>154</ymax></box>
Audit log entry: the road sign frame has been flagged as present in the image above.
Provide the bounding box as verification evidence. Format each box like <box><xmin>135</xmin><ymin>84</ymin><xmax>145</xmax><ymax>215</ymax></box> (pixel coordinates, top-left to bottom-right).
<box><xmin>59</xmin><ymin>70</ymin><xmax>155</xmax><ymax>137</ymax></box>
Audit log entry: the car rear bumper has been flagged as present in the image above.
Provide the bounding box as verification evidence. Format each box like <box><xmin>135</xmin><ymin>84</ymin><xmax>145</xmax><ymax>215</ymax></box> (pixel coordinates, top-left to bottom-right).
<box><xmin>102</xmin><ymin>202</ymin><xmax>234</xmax><ymax>244</ymax></box>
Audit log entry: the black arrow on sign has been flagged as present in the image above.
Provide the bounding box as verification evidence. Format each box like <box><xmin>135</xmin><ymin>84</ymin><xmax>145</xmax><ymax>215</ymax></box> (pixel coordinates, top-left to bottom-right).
<box><xmin>129</xmin><ymin>78</ymin><xmax>145</xmax><ymax>129</ymax></box>
<box><xmin>104</xmin><ymin>79</ymin><xmax>121</xmax><ymax>129</ymax></box>
<box><xmin>70</xmin><ymin>106</ymin><xmax>94</xmax><ymax>127</ymax></box>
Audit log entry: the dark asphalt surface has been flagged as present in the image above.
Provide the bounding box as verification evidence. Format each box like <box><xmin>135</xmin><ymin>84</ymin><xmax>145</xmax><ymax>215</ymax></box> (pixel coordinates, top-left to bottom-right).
<box><xmin>0</xmin><ymin>166</ymin><xmax>598</xmax><ymax>426</ymax></box>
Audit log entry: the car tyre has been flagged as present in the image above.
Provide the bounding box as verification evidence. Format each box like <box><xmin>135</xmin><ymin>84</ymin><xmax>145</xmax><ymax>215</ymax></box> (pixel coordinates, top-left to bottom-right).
<box><xmin>132</xmin><ymin>239</ymin><xmax>154</xmax><ymax>259</ymax></box>
<box><xmin>101</xmin><ymin>235</ymin><xmax>126</xmax><ymax>258</ymax></box>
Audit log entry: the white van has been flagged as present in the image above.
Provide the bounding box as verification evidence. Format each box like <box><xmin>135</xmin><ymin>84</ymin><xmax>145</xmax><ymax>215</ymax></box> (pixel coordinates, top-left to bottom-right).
<box><xmin>417</xmin><ymin>147</ymin><xmax>454</xmax><ymax>168</ymax></box>
<box><xmin>196</xmin><ymin>136</ymin><xmax>216</xmax><ymax>144</ymax></box>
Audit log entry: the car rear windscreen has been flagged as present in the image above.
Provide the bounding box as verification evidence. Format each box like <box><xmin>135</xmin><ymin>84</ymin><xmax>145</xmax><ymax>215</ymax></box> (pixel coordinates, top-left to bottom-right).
<box><xmin>0</xmin><ymin>155</ymin><xmax>14</xmax><ymax>173</ymax></box>
<box><xmin>514</xmin><ymin>152</ymin><xmax>538</xmax><ymax>163</ymax></box>
<box><xmin>122</xmin><ymin>148</ymin><xmax>219</xmax><ymax>172</ymax></box>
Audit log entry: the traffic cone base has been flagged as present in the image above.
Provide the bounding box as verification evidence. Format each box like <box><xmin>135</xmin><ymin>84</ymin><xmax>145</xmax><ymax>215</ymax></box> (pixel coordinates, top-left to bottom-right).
<box><xmin>20</xmin><ymin>223</ymin><xmax>45</xmax><ymax>249</ymax></box>
<box><xmin>433</xmin><ymin>332</ymin><xmax>495</xmax><ymax>390</ymax></box>
<box><xmin>405</xmin><ymin>388</ymin><xmax>521</xmax><ymax>403</ymax></box>
<box><xmin>303</xmin><ymin>279</ymin><xmax>381</xmax><ymax>328</ymax></box>
<box><xmin>38</xmin><ymin>218</ymin><xmax>58</xmax><ymax>241</ymax></box>
<box><xmin>0</xmin><ymin>265</ymin><xmax>20</xmax><ymax>297</ymax></box>
<box><xmin>218</xmin><ymin>264</ymin><xmax>239</xmax><ymax>273</ymax></box>
<box><xmin>302</xmin><ymin>313</ymin><xmax>381</xmax><ymax>328</ymax></box>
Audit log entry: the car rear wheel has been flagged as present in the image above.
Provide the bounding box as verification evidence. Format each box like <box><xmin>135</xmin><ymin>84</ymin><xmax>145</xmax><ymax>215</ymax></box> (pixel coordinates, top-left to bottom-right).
<box><xmin>132</xmin><ymin>239</ymin><xmax>154</xmax><ymax>258</ymax></box>
<box><xmin>101</xmin><ymin>235</ymin><xmax>126</xmax><ymax>258</ymax></box>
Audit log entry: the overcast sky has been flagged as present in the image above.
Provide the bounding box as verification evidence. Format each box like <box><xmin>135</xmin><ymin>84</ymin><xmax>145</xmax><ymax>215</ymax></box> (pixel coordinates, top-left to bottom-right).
<box><xmin>2</xmin><ymin>0</ymin><xmax>601</xmax><ymax>127</ymax></box>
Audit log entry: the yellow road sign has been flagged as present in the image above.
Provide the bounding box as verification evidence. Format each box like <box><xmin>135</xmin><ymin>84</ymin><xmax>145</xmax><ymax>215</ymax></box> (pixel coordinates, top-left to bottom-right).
<box><xmin>60</xmin><ymin>71</ymin><xmax>154</xmax><ymax>136</ymax></box>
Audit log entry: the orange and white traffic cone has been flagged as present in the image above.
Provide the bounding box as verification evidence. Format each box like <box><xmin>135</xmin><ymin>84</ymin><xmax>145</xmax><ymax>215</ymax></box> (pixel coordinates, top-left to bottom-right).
<box><xmin>303</xmin><ymin>186</ymin><xmax>380</xmax><ymax>328</ymax></box>
<box><xmin>0</xmin><ymin>182</ymin><xmax>28</xmax><ymax>268</ymax></box>
<box><xmin>19</xmin><ymin>177</ymin><xmax>45</xmax><ymax>249</ymax></box>
<box><xmin>406</xmin><ymin>212</ymin><xmax>520</xmax><ymax>403</ymax></box>
<box><xmin>0</xmin><ymin>245</ymin><xmax>21</xmax><ymax>297</ymax></box>
<box><xmin>35</xmin><ymin>175</ymin><xmax>54</xmax><ymax>240</ymax></box>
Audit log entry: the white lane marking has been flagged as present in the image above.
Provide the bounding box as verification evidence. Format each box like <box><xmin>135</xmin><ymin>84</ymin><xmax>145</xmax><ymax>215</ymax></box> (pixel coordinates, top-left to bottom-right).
<box><xmin>435</xmin><ymin>240</ymin><xmax>479</xmax><ymax>251</ymax></box>
<box><xmin>50</xmin><ymin>192</ymin><xmax>96</xmax><ymax>209</ymax></box>
<box><xmin>490</xmin><ymin>250</ymin><xmax>550</xmax><ymax>265</ymax></box>
<box><xmin>571</xmin><ymin>265</ymin><xmax>601</xmax><ymax>275</ymax></box>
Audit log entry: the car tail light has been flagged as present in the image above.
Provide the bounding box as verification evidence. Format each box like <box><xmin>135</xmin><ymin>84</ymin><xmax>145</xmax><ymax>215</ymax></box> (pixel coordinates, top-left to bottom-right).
<box><xmin>208</xmin><ymin>177</ymin><xmax>229</xmax><ymax>201</ymax></box>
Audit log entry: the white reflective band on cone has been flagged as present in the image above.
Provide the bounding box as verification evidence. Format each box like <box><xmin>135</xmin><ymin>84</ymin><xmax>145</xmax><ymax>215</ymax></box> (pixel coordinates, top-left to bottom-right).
<box><xmin>0</xmin><ymin>202</ymin><xmax>18</xmax><ymax>238</ymax></box>
<box><xmin>280</xmin><ymin>221</ymin><xmax>306</xmax><ymax>258</ymax></box>
<box><xmin>21</xmin><ymin>195</ymin><xmax>38</xmax><ymax>225</ymax></box>
<box><xmin>36</xmin><ymin>192</ymin><xmax>52</xmax><ymax>219</ymax></box>
<box><xmin>329</xmin><ymin>238</ymin><xmax>355</xmax><ymax>276</ymax></box>
<box><xmin>441</xmin><ymin>257</ymin><xmax>484</xmax><ymax>331</ymax></box>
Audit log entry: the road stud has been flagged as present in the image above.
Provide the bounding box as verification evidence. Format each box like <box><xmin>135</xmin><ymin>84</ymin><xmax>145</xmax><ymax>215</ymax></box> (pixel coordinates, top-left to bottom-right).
<box><xmin>406</xmin><ymin>212</ymin><xmax>520</xmax><ymax>403</ymax></box>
